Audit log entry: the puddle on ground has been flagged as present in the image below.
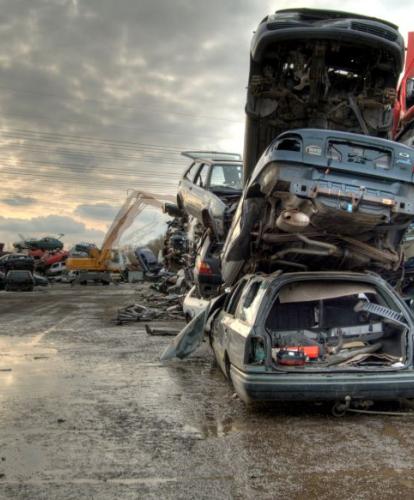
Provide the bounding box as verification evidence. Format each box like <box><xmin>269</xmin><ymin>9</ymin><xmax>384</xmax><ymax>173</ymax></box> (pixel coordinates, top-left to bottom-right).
<box><xmin>184</xmin><ymin>416</ymin><xmax>242</xmax><ymax>439</ymax></box>
<box><xmin>0</xmin><ymin>315</ymin><xmax>71</xmax><ymax>367</ymax></box>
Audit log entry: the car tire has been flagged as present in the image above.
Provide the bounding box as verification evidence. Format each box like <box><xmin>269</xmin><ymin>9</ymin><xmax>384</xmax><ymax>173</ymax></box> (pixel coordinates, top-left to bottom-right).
<box><xmin>177</xmin><ymin>194</ymin><xmax>184</xmax><ymax>210</ymax></box>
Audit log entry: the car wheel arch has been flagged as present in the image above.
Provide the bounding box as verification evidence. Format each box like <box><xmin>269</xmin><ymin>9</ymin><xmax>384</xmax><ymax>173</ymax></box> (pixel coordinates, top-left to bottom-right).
<box><xmin>177</xmin><ymin>194</ymin><xmax>184</xmax><ymax>210</ymax></box>
<box><xmin>224</xmin><ymin>351</ymin><xmax>232</xmax><ymax>380</ymax></box>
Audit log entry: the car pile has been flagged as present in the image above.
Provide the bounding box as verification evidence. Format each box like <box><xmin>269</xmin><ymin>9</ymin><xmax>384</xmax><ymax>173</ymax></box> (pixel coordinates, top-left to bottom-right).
<box><xmin>161</xmin><ymin>9</ymin><xmax>414</xmax><ymax>408</ymax></box>
<box><xmin>0</xmin><ymin>253</ymin><xmax>48</xmax><ymax>292</ymax></box>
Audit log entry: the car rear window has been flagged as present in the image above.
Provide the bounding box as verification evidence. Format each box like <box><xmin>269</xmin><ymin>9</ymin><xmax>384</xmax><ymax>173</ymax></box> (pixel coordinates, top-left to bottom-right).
<box><xmin>327</xmin><ymin>140</ymin><xmax>392</xmax><ymax>169</ymax></box>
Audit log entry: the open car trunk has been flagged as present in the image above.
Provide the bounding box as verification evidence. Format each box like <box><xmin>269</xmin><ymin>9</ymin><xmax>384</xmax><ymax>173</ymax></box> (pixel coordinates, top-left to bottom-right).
<box><xmin>265</xmin><ymin>280</ymin><xmax>411</xmax><ymax>371</ymax></box>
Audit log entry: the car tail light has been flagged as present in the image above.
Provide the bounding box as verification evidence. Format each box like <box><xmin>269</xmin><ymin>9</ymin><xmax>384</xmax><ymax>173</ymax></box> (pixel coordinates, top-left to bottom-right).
<box><xmin>248</xmin><ymin>337</ymin><xmax>266</xmax><ymax>364</ymax></box>
<box><xmin>197</xmin><ymin>261</ymin><xmax>213</xmax><ymax>275</ymax></box>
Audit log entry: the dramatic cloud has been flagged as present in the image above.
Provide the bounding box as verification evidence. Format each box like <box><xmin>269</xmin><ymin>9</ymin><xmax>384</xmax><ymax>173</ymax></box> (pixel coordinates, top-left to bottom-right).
<box><xmin>0</xmin><ymin>215</ymin><xmax>105</xmax><ymax>248</ymax></box>
<box><xmin>74</xmin><ymin>203</ymin><xmax>119</xmax><ymax>220</ymax></box>
<box><xmin>1</xmin><ymin>196</ymin><xmax>37</xmax><ymax>207</ymax></box>
<box><xmin>0</xmin><ymin>0</ymin><xmax>409</xmax><ymax>246</ymax></box>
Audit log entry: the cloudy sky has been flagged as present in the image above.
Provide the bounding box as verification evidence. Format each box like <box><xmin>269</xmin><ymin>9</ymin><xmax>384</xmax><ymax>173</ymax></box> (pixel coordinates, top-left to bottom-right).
<box><xmin>0</xmin><ymin>0</ymin><xmax>411</xmax><ymax>248</ymax></box>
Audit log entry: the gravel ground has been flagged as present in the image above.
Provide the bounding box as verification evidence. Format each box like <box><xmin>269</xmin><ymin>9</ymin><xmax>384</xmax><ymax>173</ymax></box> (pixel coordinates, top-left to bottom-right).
<box><xmin>1</xmin><ymin>283</ymin><xmax>414</xmax><ymax>499</ymax></box>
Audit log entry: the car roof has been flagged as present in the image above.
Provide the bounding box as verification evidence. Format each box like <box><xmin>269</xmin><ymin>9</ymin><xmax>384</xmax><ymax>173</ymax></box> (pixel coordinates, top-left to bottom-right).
<box><xmin>182</xmin><ymin>151</ymin><xmax>242</xmax><ymax>161</ymax></box>
<box><xmin>242</xmin><ymin>270</ymin><xmax>383</xmax><ymax>284</ymax></box>
<box><xmin>2</xmin><ymin>253</ymin><xmax>30</xmax><ymax>258</ymax></box>
<box><xmin>189</xmin><ymin>159</ymin><xmax>243</xmax><ymax>167</ymax></box>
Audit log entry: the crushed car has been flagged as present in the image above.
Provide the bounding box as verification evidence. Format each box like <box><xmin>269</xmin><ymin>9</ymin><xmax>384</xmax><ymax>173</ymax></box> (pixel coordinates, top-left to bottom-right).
<box><xmin>221</xmin><ymin>128</ymin><xmax>414</xmax><ymax>287</ymax></box>
<box><xmin>4</xmin><ymin>270</ymin><xmax>35</xmax><ymax>292</ymax></box>
<box><xmin>163</xmin><ymin>271</ymin><xmax>414</xmax><ymax>405</ymax></box>
<box><xmin>0</xmin><ymin>253</ymin><xmax>35</xmax><ymax>274</ymax></box>
<box><xmin>134</xmin><ymin>246</ymin><xmax>162</xmax><ymax>275</ymax></box>
<box><xmin>243</xmin><ymin>8</ymin><xmax>405</xmax><ymax>178</ymax></box>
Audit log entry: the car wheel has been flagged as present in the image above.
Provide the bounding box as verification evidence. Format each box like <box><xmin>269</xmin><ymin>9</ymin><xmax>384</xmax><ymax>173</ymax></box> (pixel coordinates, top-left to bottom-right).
<box><xmin>177</xmin><ymin>194</ymin><xmax>184</xmax><ymax>210</ymax></box>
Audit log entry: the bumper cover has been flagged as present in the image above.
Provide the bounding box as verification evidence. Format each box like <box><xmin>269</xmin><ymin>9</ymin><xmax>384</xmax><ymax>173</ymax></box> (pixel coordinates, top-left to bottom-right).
<box><xmin>231</xmin><ymin>365</ymin><xmax>414</xmax><ymax>403</ymax></box>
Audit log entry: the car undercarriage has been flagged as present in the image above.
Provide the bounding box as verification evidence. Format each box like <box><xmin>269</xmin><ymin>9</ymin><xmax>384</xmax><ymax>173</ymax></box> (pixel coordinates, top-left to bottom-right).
<box><xmin>222</xmin><ymin>129</ymin><xmax>414</xmax><ymax>286</ymax></box>
<box><xmin>243</xmin><ymin>8</ymin><xmax>405</xmax><ymax>179</ymax></box>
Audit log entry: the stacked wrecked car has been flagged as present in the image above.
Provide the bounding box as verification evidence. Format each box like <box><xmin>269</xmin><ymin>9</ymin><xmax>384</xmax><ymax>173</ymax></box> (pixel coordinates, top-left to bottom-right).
<box><xmin>222</xmin><ymin>129</ymin><xmax>414</xmax><ymax>285</ymax></box>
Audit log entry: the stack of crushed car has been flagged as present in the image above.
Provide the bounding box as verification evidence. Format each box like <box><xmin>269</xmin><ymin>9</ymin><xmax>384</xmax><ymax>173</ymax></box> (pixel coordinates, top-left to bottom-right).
<box><xmin>162</xmin><ymin>9</ymin><xmax>414</xmax><ymax>408</ymax></box>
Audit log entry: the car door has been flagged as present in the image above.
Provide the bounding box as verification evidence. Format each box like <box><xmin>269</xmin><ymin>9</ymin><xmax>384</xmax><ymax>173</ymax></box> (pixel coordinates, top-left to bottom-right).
<box><xmin>161</xmin><ymin>292</ymin><xmax>227</xmax><ymax>361</ymax></box>
<box><xmin>211</xmin><ymin>278</ymin><xmax>249</xmax><ymax>374</ymax></box>
<box><xmin>178</xmin><ymin>162</ymin><xmax>200</xmax><ymax>212</ymax></box>
<box><xmin>182</xmin><ymin>163</ymin><xmax>210</xmax><ymax>219</ymax></box>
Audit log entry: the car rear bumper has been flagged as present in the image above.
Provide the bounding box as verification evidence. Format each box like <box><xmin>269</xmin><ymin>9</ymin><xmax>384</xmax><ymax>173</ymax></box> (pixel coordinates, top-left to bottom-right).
<box><xmin>230</xmin><ymin>365</ymin><xmax>414</xmax><ymax>403</ymax></box>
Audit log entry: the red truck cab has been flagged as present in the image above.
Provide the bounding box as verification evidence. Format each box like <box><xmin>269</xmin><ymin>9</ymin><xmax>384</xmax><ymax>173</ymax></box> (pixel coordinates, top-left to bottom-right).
<box><xmin>395</xmin><ymin>32</ymin><xmax>414</xmax><ymax>146</ymax></box>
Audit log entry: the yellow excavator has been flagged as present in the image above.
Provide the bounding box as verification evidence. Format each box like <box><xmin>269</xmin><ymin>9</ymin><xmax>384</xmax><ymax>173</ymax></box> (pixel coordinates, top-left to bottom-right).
<box><xmin>66</xmin><ymin>190</ymin><xmax>174</xmax><ymax>282</ymax></box>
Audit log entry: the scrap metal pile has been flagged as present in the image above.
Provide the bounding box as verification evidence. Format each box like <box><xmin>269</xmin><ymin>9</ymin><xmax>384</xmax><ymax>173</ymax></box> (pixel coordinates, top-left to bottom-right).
<box><xmin>115</xmin><ymin>291</ymin><xmax>185</xmax><ymax>325</ymax></box>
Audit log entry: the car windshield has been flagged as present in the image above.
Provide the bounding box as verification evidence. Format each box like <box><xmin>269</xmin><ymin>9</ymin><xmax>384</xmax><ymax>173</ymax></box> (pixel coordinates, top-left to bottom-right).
<box><xmin>9</xmin><ymin>271</ymin><xmax>31</xmax><ymax>278</ymax></box>
<box><xmin>209</xmin><ymin>164</ymin><xmax>242</xmax><ymax>190</ymax></box>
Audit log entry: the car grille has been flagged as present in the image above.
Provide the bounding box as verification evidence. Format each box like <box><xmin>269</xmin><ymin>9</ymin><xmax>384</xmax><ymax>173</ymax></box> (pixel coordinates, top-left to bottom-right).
<box><xmin>351</xmin><ymin>22</ymin><xmax>398</xmax><ymax>42</ymax></box>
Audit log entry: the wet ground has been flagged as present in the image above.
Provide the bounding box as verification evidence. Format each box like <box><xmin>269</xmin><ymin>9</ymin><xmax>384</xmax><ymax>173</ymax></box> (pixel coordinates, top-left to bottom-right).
<box><xmin>1</xmin><ymin>284</ymin><xmax>414</xmax><ymax>499</ymax></box>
